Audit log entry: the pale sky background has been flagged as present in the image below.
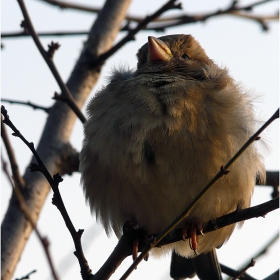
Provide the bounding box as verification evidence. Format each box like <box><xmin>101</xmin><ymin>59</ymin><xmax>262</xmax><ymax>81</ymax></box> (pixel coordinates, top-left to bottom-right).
<box><xmin>1</xmin><ymin>0</ymin><xmax>279</xmax><ymax>280</ymax></box>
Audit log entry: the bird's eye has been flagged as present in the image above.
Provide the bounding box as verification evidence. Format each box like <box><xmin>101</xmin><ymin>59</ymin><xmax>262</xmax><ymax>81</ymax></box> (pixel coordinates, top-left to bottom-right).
<box><xmin>181</xmin><ymin>54</ymin><xmax>190</xmax><ymax>60</ymax></box>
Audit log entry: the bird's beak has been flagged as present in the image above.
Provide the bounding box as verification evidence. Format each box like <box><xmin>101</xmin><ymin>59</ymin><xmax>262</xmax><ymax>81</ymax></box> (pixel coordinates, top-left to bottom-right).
<box><xmin>148</xmin><ymin>36</ymin><xmax>173</xmax><ymax>62</ymax></box>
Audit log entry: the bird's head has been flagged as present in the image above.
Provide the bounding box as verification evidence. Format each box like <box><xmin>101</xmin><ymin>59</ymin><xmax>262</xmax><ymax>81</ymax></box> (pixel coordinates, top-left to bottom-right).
<box><xmin>136</xmin><ymin>35</ymin><xmax>213</xmax><ymax>80</ymax></box>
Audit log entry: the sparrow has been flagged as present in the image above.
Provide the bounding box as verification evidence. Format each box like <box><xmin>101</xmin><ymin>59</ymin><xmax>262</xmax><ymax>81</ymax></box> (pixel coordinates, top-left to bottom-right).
<box><xmin>80</xmin><ymin>34</ymin><xmax>265</xmax><ymax>279</ymax></box>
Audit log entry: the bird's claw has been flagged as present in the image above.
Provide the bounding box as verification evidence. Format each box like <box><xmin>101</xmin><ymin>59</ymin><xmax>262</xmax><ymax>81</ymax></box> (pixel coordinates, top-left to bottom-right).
<box><xmin>182</xmin><ymin>223</ymin><xmax>204</xmax><ymax>254</ymax></box>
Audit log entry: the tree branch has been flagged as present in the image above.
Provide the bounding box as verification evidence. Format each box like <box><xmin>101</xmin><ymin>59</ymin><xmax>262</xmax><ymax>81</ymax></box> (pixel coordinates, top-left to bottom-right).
<box><xmin>220</xmin><ymin>263</ymin><xmax>256</xmax><ymax>280</ymax></box>
<box><xmin>232</xmin><ymin>259</ymin><xmax>256</xmax><ymax>280</ymax></box>
<box><xmin>2</xmin><ymin>30</ymin><xmax>90</xmax><ymax>38</ymax></box>
<box><xmin>2</xmin><ymin>105</ymin><xmax>92</xmax><ymax>279</ymax></box>
<box><xmin>17</xmin><ymin>0</ymin><xmax>86</xmax><ymax>123</ymax></box>
<box><xmin>1</xmin><ymin>98</ymin><xmax>50</xmax><ymax>113</ymax></box>
<box><xmin>15</xmin><ymin>270</ymin><xmax>37</xmax><ymax>280</ymax></box>
<box><xmin>159</xmin><ymin>197</ymin><xmax>279</xmax><ymax>246</ymax></box>
<box><xmin>2</xmin><ymin>1</ymin><xmax>277</xmax><ymax>40</ymax></box>
<box><xmin>38</xmin><ymin>0</ymin><xmax>278</xmax><ymax>25</ymax></box>
<box><xmin>92</xmin><ymin>0</ymin><xmax>182</xmax><ymax>66</ymax></box>
<box><xmin>1</xmin><ymin>126</ymin><xmax>59</xmax><ymax>272</ymax></box>
<box><xmin>1</xmin><ymin>119</ymin><xmax>25</xmax><ymax>189</ymax></box>
<box><xmin>3</xmin><ymin>103</ymin><xmax>278</xmax><ymax>280</ymax></box>
<box><xmin>94</xmin><ymin>197</ymin><xmax>278</xmax><ymax>280</ymax></box>
<box><xmin>120</xmin><ymin>108</ymin><xmax>279</xmax><ymax>279</ymax></box>
<box><xmin>226</xmin><ymin>232</ymin><xmax>279</xmax><ymax>280</ymax></box>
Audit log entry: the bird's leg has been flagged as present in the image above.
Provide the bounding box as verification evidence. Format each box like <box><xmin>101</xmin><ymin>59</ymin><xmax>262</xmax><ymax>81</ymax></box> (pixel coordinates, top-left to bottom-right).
<box><xmin>189</xmin><ymin>225</ymin><xmax>198</xmax><ymax>255</ymax></box>
<box><xmin>123</xmin><ymin>219</ymin><xmax>149</xmax><ymax>261</ymax></box>
<box><xmin>123</xmin><ymin>219</ymin><xmax>140</xmax><ymax>260</ymax></box>
<box><xmin>181</xmin><ymin>224</ymin><xmax>190</xmax><ymax>241</ymax></box>
<box><xmin>132</xmin><ymin>238</ymin><xmax>139</xmax><ymax>260</ymax></box>
<box><xmin>182</xmin><ymin>223</ymin><xmax>204</xmax><ymax>255</ymax></box>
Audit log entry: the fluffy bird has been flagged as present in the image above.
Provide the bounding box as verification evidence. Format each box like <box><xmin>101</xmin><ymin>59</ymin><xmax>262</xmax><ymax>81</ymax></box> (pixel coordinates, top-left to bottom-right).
<box><xmin>80</xmin><ymin>34</ymin><xmax>264</xmax><ymax>279</ymax></box>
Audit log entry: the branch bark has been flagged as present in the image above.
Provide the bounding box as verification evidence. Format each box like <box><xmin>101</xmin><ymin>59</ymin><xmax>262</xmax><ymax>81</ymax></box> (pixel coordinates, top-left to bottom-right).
<box><xmin>93</xmin><ymin>198</ymin><xmax>278</xmax><ymax>280</ymax></box>
<box><xmin>1</xmin><ymin>0</ymin><xmax>131</xmax><ymax>279</ymax></box>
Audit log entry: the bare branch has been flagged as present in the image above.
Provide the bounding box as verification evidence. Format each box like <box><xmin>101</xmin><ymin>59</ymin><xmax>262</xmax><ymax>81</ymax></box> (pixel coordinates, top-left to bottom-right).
<box><xmin>37</xmin><ymin>0</ymin><xmax>102</xmax><ymax>14</ymax></box>
<box><xmin>2</xmin><ymin>1</ymin><xmax>277</xmax><ymax>40</ymax></box>
<box><xmin>232</xmin><ymin>259</ymin><xmax>256</xmax><ymax>280</ymax></box>
<box><xmin>225</xmin><ymin>233</ymin><xmax>279</xmax><ymax>280</ymax></box>
<box><xmin>93</xmin><ymin>0</ymin><xmax>182</xmax><ymax>66</ymax></box>
<box><xmin>1</xmin><ymin>105</ymin><xmax>92</xmax><ymax>279</ymax></box>
<box><xmin>1</xmin><ymin>128</ymin><xmax>59</xmax><ymax>273</ymax></box>
<box><xmin>17</xmin><ymin>0</ymin><xmax>86</xmax><ymax>123</ymax></box>
<box><xmin>3</xmin><ymin>101</ymin><xmax>277</xmax><ymax>280</ymax></box>
<box><xmin>1</xmin><ymin>118</ymin><xmax>25</xmax><ymax>188</ymax></box>
<box><xmin>229</xmin><ymin>11</ymin><xmax>278</xmax><ymax>31</ymax></box>
<box><xmin>38</xmin><ymin>0</ymin><xmax>278</xmax><ymax>24</ymax></box>
<box><xmin>120</xmin><ymin>108</ymin><xmax>279</xmax><ymax>279</ymax></box>
<box><xmin>15</xmin><ymin>270</ymin><xmax>37</xmax><ymax>280</ymax></box>
<box><xmin>2</xmin><ymin>1</ymin><xmax>278</xmax><ymax>279</ymax></box>
<box><xmin>159</xmin><ymin>197</ymin><xmax>279</xmax><ymax>246</ymax></box>
<box><xmin>2</xmin><ymin>30</ymin><xmax>90</xmax><ymax>38</ymax></box>
<box><xmin>94</xmin><ymin>198</ymin><xmax>278</xmax><ymax>280</ymax></box>
<box><xmin>220</xmin><ymin>264</ymin><xmax>256</xmax><ymax>280</ymax></box>
<box><xmin>1</xmin><ymin>98</ymin><xmax>50</xmax><ymax>113</ymax></box>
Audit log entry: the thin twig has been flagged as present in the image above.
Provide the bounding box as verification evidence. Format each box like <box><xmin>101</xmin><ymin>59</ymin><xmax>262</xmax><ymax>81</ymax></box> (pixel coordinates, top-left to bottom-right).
<box><xmin>2</xmin><ymin>7</ymin><xmax>278</xmax><ymax>40</ymax></box>
<box><xmin>1</xmin><ymin>118</ymin><xmax>25</xmax><ymax>188</ymax></box>
<box><xmin>94</xmin><ymin>197</ymin><xmax>278</xmax><ymax>279</ymax></box>
<box><xmin>225</xmin><ymin>232</ymin><xmax>280</xmax><ymax>280</ymax></box>
<box><xmin>38</xmin><ymin>0</ymin><xmax>277</xmax><ymax>23</ymax></box>
<box><xmin>16</xmin><ymin>0</ymin><xmax>86</xmax><ymax>123</ymax></box>
<box><xmin>1</xmin><ymin>156</ymin><xmax>59</xmax><ymax>280</ymax></box>
<box><xmin>2</xmin><ymin>1</ymin><xmax>277</xmax><ymax>45</ymax></box>
<box><xmin>158</xmin><ymin>197</ymin><xmax>279</xmax><ymax>246</ymax></box>
<box><xmin>15</xmin><ymin>270</ymin><xmax>37</xmax><ymax>280</ymax></box>
<box><xmin>232</xmin><ymin>259</ymin><xmax>256</xmax><ymax>280</ymax></box>
<box><xmin>220</xmin><ymin>264</ymin><xmax>256</xmax><ymax>280</ymax></box>
<box><xmin>1</xmin><ymin>105</ymin><xmax>92</xmax><ymax>280</ymax></box>
<box><xmin>93</xmin><ymin>0</ymin><xmax>182</xmax><ymax>66</ymax></box>
<box><xmin>120</xmin><ymin>108</ymin><xmax>279</xmax><ymax>279</ymax></box>
<box><xmin>1</xmin><ymin>98</ymin><xmax>50</xmax><ymax>113</ymax></box>
<box><xmin>229</xmin><ymin>12</ymin><xmax>277</xmax><ymax>31</ymax></box>
<box><xmin>1</xmin><ymin>30</ymin><xmax>90</xmax><ymax>38</ymax></box>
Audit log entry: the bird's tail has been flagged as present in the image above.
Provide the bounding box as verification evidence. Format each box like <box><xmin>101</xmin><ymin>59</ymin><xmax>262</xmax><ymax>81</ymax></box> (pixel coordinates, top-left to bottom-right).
<box><xmin>170</xmin><ymin>249</ymin><xmax>222</xmax><ymax>280</ymax></box>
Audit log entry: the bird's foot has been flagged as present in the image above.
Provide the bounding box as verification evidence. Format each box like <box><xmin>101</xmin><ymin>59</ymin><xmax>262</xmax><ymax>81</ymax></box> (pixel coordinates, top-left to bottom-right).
<box><xmin>182</xmin><ymin>223</ymin><xmax>203</xmax><ymax>255</ymax></box>
<box><xmin>123</xmin><ymin>219</ymin><xmax>140</xmax><ymax>260</ymax></box>
<box><xmin>123</xmin><ymin>219</ymin><xmax>148</xmax><ymax>261</ymax></box>
<box><xmin>132</xmin><ymin>238</ymin><xmax>139</xmax><ymax>261</ymax></box>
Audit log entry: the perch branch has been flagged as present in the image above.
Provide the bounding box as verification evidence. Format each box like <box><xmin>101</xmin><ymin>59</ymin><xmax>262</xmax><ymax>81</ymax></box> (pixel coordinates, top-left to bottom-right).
<box><xmin>94</xmin><ymin>197</ymin><xmax>278</xmax><ymax>280</ymax></box>
<box><xmin>120</xmin><ymin>108</ymin><xmax>279</xmax><ymax>279</ymax></box>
